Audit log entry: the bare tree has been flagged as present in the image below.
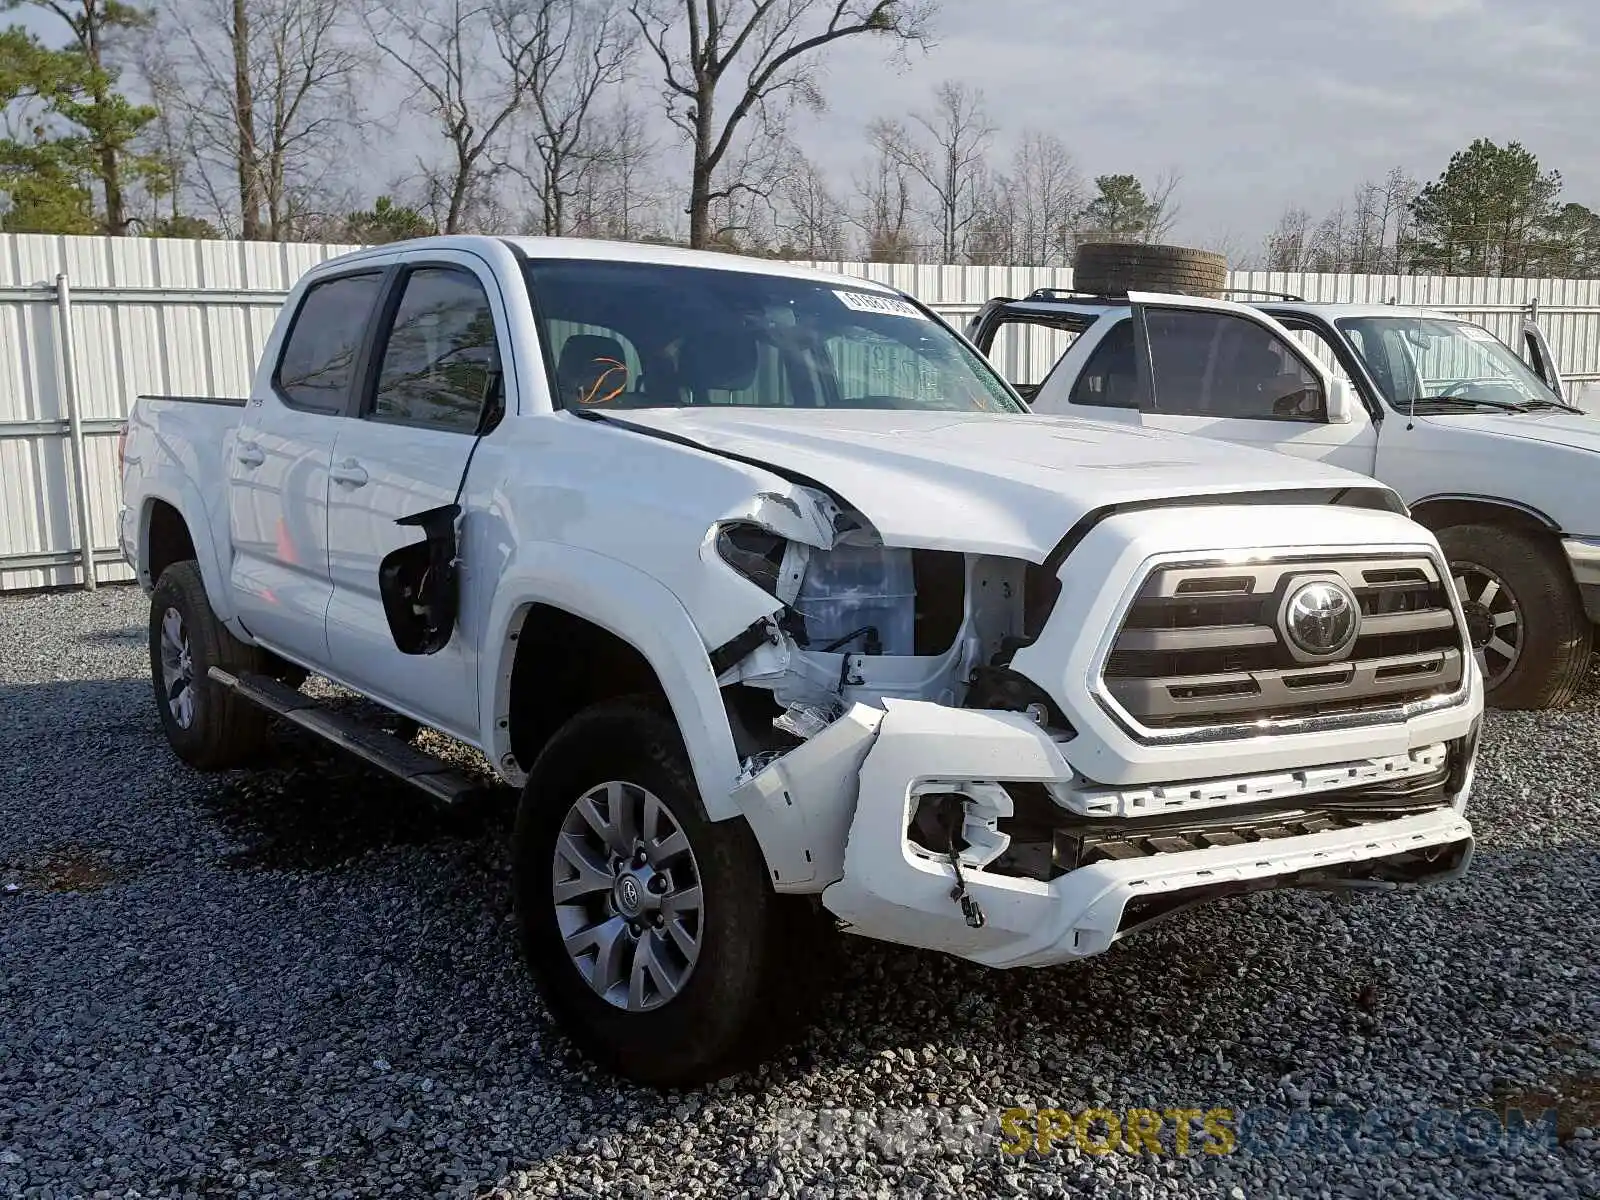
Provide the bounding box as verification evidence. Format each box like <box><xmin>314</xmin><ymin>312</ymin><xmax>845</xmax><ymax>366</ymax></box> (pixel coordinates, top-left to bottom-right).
<box><xmin>1374</xmin><ymin>167</ymin><xmax>1419</xmax><ymax>274</ymax></box>
<box><xmin>850</xmin><ymin>117</ymin><xmax>917</xmax><ymax>261</ymax></box>
<box><xmin>701</xmin><ymin>134</ymin><xmax>790</xmax><ymax>250</ymax></box>
<box><xmin>493</xmin><ymin>0</ymin><xmax>635</xmax><ymax>237</ymax></box>
<box><xmin>1263</xmin><ymin>205</ymin><xmax>1311</xmax><ymax>271</ymax></box>
<box><xmin>775</xmin><ymin>150</ymin><xmax>845</xmax><ymax>259</ymax></box>
<box><xmin>1308</xmin><ymin>202</ymin><xmax>1351</xmax><ymax>271</ymax></box>
<box><xmin>365</xmin><ymin>0</ymin><xmax>558</xmax><ymax>234</ymax></box>
<box><xmin>1198</xmin><ymin>226</ymin><xmax>1250</xmax><ymax>268</ymax></box>
<box><xmin>565</xmin><ymin>100</ymin><xmax>668</xmax><ymax>239</ymax></box>
<box><xmin>1004</xmin><ymin>129</ymin><xmax>1082</xmax><ymax>266</ymax></box>
<box><xmin>159</xmin><ymin>0</ymin><xmax>363</xmax><ymax>239</ymax></box>
<box><xmin>877</xmin><ymin>80</ymin><xmax>993</xmax><ymax>261</ymax></box>
<box><xmin>1144</xmin><ymin>167</ymin><xmax>1182</xmax><ymax>243</ymax></box>
<box><xmin>1265</xmin><ymin>168</ymin><xmax>1418</xmax><ymax>276</ymax></box>
<box><xmin>134</xmin><ymin>41</ymin><xmax>195</xmax><ymax>227</ymax></box>
<box><xmin>628</xmin><ymin>0</ymin><xmax>937</xmax><ymax>249</ymax></box>
<box><xmin>963</xmin><ymin>172</ymin><xmax>1015</xmax><ymax>266</ymax></box>
<box><xmin>230</xmin><ymin>0</ymin><xmax>260</xmax><ymax>237</ymax></box>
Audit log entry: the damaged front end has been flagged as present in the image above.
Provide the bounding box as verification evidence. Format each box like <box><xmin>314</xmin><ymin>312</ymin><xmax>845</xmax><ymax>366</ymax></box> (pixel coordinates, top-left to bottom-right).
<box><xmin>702</xmin><ymin>491</ymin><xmax>1479</xmax><ymax>970</ymax></box>
<box><xmin>739</xmin><ymin>695</ymin><xmax>1474</xmax><ymax>968</ymax></box>
<box><xmin>705</xmin><ymin>487</ymin><xmax>1066</xmax><ymax>742</ymax></box>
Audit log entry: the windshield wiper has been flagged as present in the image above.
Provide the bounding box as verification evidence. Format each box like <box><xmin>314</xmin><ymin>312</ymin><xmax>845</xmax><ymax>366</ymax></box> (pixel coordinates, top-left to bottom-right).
<box><xmin>1513</xmin><ymin>398</ymin><xmax>1583</xmax><ymax>414</ymax></box>
<box><xmin>1407</xmin><ymin>395</ymin><xmax>1521</xmax><ymax>412</ymax></box>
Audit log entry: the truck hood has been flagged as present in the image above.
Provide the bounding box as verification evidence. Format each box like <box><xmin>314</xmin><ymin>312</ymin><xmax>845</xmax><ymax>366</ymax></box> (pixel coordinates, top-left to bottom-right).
<box><xmin>605</xmin><ymin>407</ymin><xmax>1391</xmax><ymax>561</ymax></box>
<box><xmin>1421</xmin><ymin>408</ymin><xmax>1600</xmax><ymax>454</ymax></box>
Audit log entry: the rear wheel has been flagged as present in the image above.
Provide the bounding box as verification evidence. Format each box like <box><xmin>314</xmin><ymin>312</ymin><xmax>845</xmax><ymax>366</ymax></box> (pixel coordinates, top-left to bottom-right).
<box><xmin>512</xmin><ymin>700</ymin><xmax>826</xmax><ymax>1085</ymax></box>
<box><xmin>148</xmin><ymin>561</ymin><xmax>271</xmax><ymax>768</ymax></box>
<box><xmin>1438</xmin><ymin>524</ymin><xmax>1591</xmax><ymax>709</ymax></box>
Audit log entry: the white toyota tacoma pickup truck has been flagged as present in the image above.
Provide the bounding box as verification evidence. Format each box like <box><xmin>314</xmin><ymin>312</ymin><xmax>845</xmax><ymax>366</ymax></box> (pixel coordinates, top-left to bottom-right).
<box><xmin>968</xmin><ymin>287</ymin><xmax>1600</xmax><ymax>710</ymax></box>
<box><xmin>119</xmin><ymin>236</ymin><xmax>1482</xmax><ymax>1085</ymax></box>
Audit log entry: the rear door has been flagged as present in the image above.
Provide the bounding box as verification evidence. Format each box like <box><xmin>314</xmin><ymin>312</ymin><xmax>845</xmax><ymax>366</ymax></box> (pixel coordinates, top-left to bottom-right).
<box><xmin>1124</xmin><ymin>293</ymin><xmax>1379</xmax><ymax>473</ymax></box>
<box><xmin>227</xmin><ymin>269</ymin><xmax>387</xmax><ymax>664</ymax></box>
<box><xmin>322</xmin><ymin>250</ymin><xmax>508</xmax><ymax>738</ymax></box>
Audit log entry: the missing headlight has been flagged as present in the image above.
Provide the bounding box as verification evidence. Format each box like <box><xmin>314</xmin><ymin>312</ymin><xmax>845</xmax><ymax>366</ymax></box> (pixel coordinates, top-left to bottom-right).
<box><xmin>715</xmin><ymin>522</ymin><xmax>787</xmax><ymax>593</ymax></box>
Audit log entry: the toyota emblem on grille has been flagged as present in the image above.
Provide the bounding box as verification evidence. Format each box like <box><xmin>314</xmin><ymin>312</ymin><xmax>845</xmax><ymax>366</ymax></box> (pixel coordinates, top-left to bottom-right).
<box><xmin>1281</xmin><ymin>579</ymin><xmax>1360</xmax><ymax>659</ymax></box>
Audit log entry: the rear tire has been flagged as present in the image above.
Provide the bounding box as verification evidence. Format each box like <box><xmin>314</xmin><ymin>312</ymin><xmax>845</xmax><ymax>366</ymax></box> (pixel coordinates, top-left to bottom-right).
<box><xmin>1437</xmin><ymin>524</ymin><xmax>1591</xmax><ymax>709</ymax></box>
<box><xmin>512</xmin><ymin>699</ymin><xmax>826</xmax><ymax>1086</ymax></box>
<box><xmin>148</xmin><ymin>561</ymin><xmax>271</xmax><ymax>769</ymax></box>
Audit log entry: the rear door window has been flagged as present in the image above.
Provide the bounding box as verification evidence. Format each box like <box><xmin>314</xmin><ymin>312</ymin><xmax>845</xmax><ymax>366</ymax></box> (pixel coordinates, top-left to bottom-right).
<box><xmin>275</xmin><ymin>272</ymin><xmax>384</xmax><ymax>413</ymax></box>
<box><xmin>1069</xmin><ymin>319</ymin><xmax>1140</xmax><ymax>408</ymax></box>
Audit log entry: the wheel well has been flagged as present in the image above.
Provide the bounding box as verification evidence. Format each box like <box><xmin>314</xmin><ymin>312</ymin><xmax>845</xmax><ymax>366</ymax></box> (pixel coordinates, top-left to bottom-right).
<box><xmin>1406</xmin><ymin>498</ymin><xmax>1556</xmax><ymax>538</ymax></box>
<box><xmin>506</xmin><ymin>605</ymin><xmax>670</xmax><ymax>772</ymax></box>
<box><xmin>145</xmin><ymin>500</ymin><xmax>196</xmax><ymax>585</ymax></box>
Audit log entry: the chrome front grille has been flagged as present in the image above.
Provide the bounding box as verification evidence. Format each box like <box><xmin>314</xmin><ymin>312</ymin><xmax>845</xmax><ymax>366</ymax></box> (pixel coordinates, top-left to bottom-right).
<box><xmin>1102</xmin><ymin>554</ymin><xmax>1467</xmax><ymax>731</ymax></box>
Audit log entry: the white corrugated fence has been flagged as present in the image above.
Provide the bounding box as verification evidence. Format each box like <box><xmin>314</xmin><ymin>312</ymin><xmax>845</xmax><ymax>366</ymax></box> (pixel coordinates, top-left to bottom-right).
<box><xmin>5</xmin><ymin>232</ymin><xmax>1600</xmax><ymax>591</ymax></box>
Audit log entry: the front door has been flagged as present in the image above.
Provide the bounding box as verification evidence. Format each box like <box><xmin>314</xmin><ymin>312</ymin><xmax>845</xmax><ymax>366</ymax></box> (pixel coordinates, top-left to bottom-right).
<box><xmin>226</xmin><ymin>270</ymin><xmax>386</xmax><ymax>664</ymax></box>
<box><xmin>1124</xmin><ymin>294</ymin><xmax>1379</xmax><ymax>474</ymax></box>
<box><xmin>1522</xmin><ymin>317</ymin><xmax>1565</xmax><ymax>401</ymax></box>
<box><xmin>323</xmin><ymin>255</ymin><xmax>505</xmax><ymax>738</ymax></box>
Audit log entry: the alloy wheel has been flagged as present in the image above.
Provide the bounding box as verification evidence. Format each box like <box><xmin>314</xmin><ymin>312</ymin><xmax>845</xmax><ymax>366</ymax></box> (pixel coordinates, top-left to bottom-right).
<box><xmin>1453</xmin><ymin>562</ymin><xmax>1523</xmax><ymax>689</ymax></box>
<box><xmin>551</xmin><ymin>780</ymin><xmax>704</xmax><ymax>1012</ymax></box>
<box><xmin>158</xmin><ymin>606</ymin><xmax>196</xmax><ymax>728</ymax></box>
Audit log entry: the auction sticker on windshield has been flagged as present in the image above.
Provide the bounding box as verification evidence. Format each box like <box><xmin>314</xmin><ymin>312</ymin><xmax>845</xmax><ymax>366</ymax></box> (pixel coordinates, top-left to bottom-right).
<box><xmin>834</xmin><ymin>289</ymin><xmax>927</xmax><ymax>319</ymax></box>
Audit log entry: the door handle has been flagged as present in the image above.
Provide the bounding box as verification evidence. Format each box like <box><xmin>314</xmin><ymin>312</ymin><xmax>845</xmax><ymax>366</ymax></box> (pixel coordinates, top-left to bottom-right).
<box><xmin>236</xmin><ymin>442</ymin><xmax>265</xmax><ymax>468</ymax></box>
<box><xmin>330</xmin><ymin>458</ymin><xmax>368</xmax><ymax>487</ymax></box>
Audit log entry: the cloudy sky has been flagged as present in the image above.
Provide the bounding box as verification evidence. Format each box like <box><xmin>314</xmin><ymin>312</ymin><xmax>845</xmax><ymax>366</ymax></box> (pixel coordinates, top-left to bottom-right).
<box><xmin>14</xmin><ymin>0</ymin><xmax>1598</xmax><ymax>251</ymax></box>
<box><xmin>791</xmin><ymin>0</ymin><xmax>1600</xmax><ymax>247</ymax></box>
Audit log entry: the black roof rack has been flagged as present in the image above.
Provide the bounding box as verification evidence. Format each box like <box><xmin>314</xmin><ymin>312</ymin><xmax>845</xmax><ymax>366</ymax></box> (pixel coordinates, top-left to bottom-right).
<box><xmin>1222</xmin><ymin>288</ymin><xmax>1306</xmax><ymax>302</ymax></box>
<box><xmin>1024</xmin><ymin>287</ymin><xmax>1116</xmax><ymax>303</ymax></box>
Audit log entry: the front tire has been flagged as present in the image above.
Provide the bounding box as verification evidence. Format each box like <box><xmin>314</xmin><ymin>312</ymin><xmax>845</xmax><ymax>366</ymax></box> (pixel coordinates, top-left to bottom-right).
<box><xmin>512</xmin><ymin>700</ymin><xmax>820</xmax><ymax>1086</ymax></box>
<box><xmin>148</xmin><ymin>561</ymin><xmax>270</xmax><ymax>769</ymax></box>
<box><xmin>1438</xmin><ymin>524</ymin><xmax>1591</xmax><ymax>709</ymax></box>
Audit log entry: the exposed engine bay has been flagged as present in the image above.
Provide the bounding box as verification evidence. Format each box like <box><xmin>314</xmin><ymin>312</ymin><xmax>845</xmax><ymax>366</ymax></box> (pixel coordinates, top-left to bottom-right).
<box><xmin>708</xmin><ymin>488</ymin><xmax>1067</xmax><ymax>773</ymax></box>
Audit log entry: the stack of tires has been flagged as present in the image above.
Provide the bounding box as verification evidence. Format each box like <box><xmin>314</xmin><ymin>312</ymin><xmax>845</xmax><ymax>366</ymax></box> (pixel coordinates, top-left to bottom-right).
<box><xmin>1071</xmin><ymin>241</ymin><xmax>1229</xmax><ymax>298</ymax></box>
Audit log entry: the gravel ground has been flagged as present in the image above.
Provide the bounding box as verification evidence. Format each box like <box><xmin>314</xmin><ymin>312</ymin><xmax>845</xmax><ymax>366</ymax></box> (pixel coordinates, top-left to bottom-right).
<box><xmin>1</xmin><ymin>585</ymin><xmax>1596</xmax><ymax>1200</ymax></box>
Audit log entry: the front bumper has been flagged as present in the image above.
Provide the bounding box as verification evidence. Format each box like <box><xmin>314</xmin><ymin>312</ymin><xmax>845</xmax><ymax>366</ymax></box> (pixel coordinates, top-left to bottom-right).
<box><xmin>816</xmin><ymin>700</ymin><xmax>1477</xmax><ymax>969</ymax></box>
<box><xmin>1561</xmin><ymin>536</ymin><xmax>1600</xmax><ymax>623</ymax></box>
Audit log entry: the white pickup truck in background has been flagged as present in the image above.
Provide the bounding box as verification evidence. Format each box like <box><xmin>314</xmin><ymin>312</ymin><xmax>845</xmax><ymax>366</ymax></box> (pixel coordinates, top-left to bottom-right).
<box><xmin>119</xmin><ymin>236</ymin><xmax>1482</xmax><ymax>1085</ymax></box>
<box><xmin>968</xmin><ymin>287</ymin><xmax>1600</xmax><ymax>710</ymax></box>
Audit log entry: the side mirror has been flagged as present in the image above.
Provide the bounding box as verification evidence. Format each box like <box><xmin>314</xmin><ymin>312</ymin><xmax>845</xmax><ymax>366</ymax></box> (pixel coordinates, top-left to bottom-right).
<box><xmin>1326</xmin><ymin>378</ymin><xmax>1358</xmax><ymax>424</ymax></box>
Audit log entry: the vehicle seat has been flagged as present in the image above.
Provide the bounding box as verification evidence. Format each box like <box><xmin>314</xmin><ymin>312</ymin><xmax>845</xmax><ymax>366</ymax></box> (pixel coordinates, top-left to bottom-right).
<box><xmin>678</xmin><ymin>327</ymin><xmax>759</xmax><ymax>400</ymax></box>
<box><xmin>557</xmin><ymin>334</ymin><xmax>630</xmax><ymax>407</ymax></box>
<box><xmin>1230</xmin><ymin>337</ymin><xmax>1287</xmax><ymax>415</ymax></box>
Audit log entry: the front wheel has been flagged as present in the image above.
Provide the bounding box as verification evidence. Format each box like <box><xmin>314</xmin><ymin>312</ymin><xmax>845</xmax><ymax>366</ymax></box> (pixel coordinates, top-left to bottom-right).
<box><xmin>512</xmin><ymin>700</ymin><xmax>824</xmax><ymax>1086</ymax></box>
<box><xmin>1438</xmin><ymin>524</ymin><xmax>1592</xmax><ymax>709</ymax></box>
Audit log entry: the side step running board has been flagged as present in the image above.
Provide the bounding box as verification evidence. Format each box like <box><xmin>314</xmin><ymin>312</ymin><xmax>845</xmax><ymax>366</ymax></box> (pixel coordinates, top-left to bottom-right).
<box><xmin>209</xmin><ymin>667</ymin><xmax>481</xmax><ymax>805</ymax></box>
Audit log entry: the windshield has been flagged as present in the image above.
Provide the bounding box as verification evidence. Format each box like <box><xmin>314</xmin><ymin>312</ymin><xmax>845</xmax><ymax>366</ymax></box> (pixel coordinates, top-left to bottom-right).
<box><xmin>1335</xmin><ymin>315</ymin><xmax>1562</xmax><ymax>411</ymax></box>
<box><xmin>523</xmin><ymin>259</ymin><xmax>1026</xmax><ymax>415</ymax></box>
